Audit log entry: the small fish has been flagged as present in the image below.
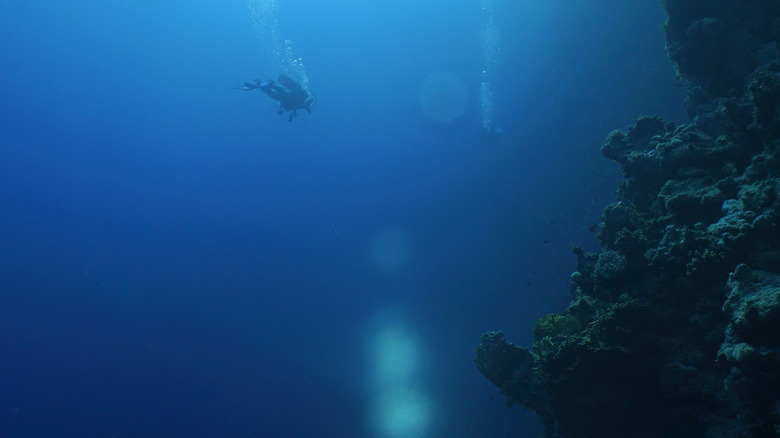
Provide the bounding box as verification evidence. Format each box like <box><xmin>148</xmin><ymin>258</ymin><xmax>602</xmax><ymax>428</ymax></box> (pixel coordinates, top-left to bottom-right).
<box><xmin>543</xmin><ymin>240</ymin><xmax>551</xmax><ymax>244</ymax></box>
<box><xmin>526</xmin><ymin>281</ymin><xmax>533</xmax><ymax>287</ymax></box>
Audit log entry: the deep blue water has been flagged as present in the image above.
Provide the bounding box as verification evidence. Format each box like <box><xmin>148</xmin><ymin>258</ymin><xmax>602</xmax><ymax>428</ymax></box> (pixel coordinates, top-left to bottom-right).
<box><xmin>0</xmin><ymin>1</ymin><xmax>684</xmax><ymax>437</ymax></box>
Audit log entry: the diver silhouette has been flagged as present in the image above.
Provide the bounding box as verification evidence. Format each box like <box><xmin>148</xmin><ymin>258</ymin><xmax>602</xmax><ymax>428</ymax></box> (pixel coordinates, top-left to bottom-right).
<box><xmin>234</xmin><ymin>74</ymin><xmax>315</xmax><ymax>122</ymax></box>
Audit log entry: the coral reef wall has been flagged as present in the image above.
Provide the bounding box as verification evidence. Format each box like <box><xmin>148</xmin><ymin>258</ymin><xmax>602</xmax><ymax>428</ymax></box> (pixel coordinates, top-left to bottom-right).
<box><xmin>475</xmin><ymin>1</ymin><xmax>780</xmax><ymax>437</ymax></box>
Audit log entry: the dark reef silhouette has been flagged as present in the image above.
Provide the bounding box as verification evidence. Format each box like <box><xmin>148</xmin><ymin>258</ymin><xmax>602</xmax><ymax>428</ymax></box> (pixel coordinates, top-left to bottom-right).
<box><xmin>475</xmin><ymin>0</ymin><xmax>780</xmax><ymax>436</ymax></box>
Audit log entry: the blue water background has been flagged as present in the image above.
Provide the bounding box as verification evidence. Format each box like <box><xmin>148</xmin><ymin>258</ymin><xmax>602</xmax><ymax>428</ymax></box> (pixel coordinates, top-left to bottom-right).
<box><xmin>0</xmin><ymin>1</ymin><xmax>684</xmax><ymax>437</ymax></box>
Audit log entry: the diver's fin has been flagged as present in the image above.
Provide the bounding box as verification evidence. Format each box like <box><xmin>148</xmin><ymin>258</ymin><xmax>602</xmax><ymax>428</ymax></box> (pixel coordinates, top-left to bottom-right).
<box><xmin>233</xmin><ymin>82</ymin><xmax>257</xmax><ymax>91</ymax></box>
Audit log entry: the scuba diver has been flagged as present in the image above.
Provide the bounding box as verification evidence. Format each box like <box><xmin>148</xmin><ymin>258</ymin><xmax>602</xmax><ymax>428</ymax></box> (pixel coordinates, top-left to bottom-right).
<box><xmin>234</xmin><ymin>74</ymin><xmax>315</xmax><ymax>122</ymax></box>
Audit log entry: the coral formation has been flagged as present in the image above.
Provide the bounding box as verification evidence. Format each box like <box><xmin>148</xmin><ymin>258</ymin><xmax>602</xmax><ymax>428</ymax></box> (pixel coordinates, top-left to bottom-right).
<box><xmin>475</xmin><ymin>0</ymin><xmax>780</xmax><ymax>436</ymax></box>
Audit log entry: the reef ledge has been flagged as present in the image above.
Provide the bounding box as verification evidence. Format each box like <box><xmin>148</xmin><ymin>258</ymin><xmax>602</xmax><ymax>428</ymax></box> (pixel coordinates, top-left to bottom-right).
<box><xmin>476</xmin><ymin>1</ymin><xmax>780</xmax><ymax>436</ymax></box>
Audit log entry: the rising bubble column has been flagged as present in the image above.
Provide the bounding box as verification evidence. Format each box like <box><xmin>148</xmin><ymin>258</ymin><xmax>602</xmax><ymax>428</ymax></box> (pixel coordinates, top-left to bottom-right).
<box><xmin>246</xmin><ymin>0</ymin><xmax>310</xmax><ymax>91</ymax></box>
<box><xmin>479</xmin><ymin>0</ymin><xmax>502</xmax><ymax>144</ymax></box>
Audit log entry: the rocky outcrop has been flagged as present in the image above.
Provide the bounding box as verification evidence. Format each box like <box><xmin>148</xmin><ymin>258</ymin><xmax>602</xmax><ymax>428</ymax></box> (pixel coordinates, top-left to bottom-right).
<box><xmin>475</xmin><ymin>1</ymin><xmax>780</xmax><ymax>436</ymax></box>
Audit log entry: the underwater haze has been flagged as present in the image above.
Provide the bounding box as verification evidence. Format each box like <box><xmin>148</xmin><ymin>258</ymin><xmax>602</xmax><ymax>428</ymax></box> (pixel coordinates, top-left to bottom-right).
<box><xmin>0</xmin><ymin>0</ymin><xmax>684</xmax><ymax>437</ymax></box>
